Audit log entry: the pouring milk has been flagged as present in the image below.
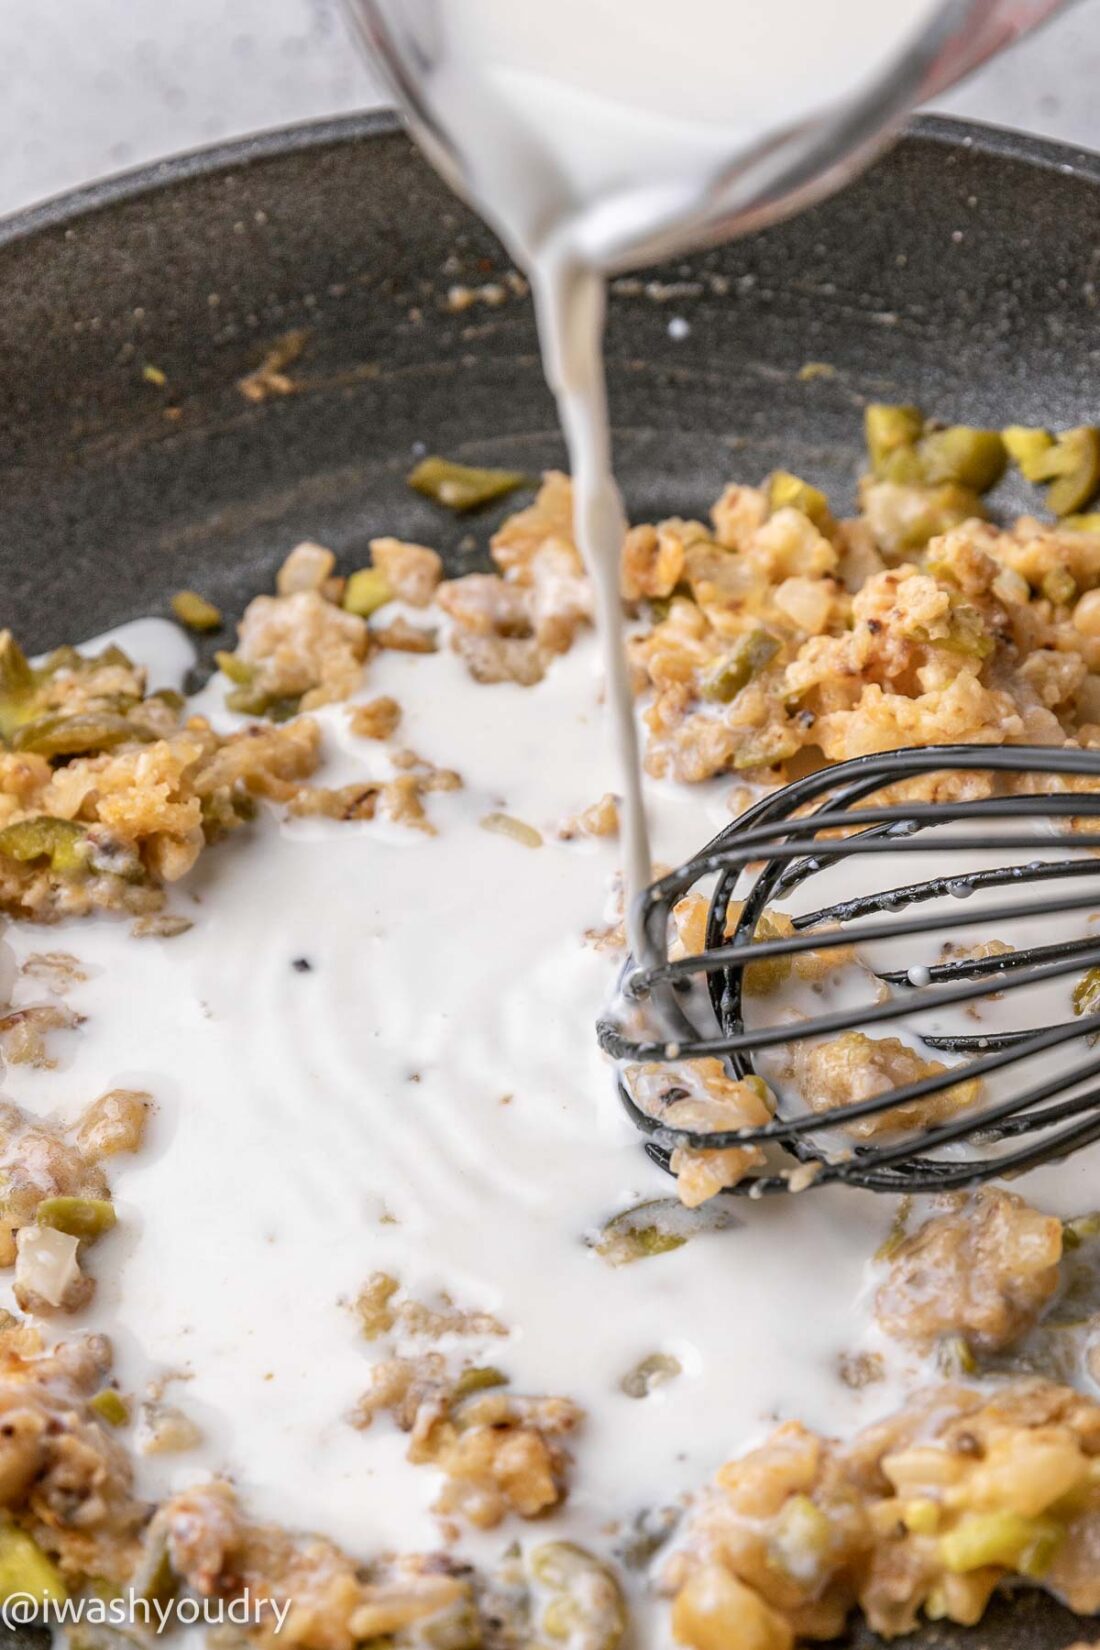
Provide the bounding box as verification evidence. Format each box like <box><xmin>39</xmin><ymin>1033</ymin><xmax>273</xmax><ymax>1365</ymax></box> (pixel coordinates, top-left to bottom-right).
<box><xmin>340</xmin><ymin>0</ymin><xmax>1043</xmax><ymax>935</ymax></box>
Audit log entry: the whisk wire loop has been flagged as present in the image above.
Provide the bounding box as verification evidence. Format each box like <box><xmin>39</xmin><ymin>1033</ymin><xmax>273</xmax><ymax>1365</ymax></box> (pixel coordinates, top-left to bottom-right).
<box><xmin>598</xmin><ymin>744</ymin><xmax>1100</xmax><ymax>1194</ymax></box>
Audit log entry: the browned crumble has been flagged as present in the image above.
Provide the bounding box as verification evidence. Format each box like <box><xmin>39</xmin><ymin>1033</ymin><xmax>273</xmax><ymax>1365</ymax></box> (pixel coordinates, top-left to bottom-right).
<box><xmin>0</xmin><ymin>1002</ymin><xmax>81</xmax><ymax>1068</ymax></box>
<box><xmin>372</xmin><ymin>616</ymin><xmax>439</xmax><ymax>654</ymax></box>
<box><xmin>138</xmin><ymin>1400</ymin><xmax>203</xmax><ymax>1455</ymax></box>
<box><xmin>0</xmin><ymin>1324</ymin><xmax>619</xmax><ymax>1650</ymax></box>
<box><xmin>0</xmin><ymin>1325</ymin><xmax>146</xmax><ymax>1583</ymax></box>
<box><xmin>368</xmin><ymin>538</ymin><xmax>443</xmax><ymax>607</ymax></box>
<box><xmin>624</xmin><ymin>1060</ymin><xmax>773</xmax><ymax>1207</ymax></box>
<box><xmin>275</xmin><ymin>541</ymin><xmax>345</xmax><ymax>604</ymax></box>
<box><xmin>665</xmin><ymin>1379</ymin><xmax>1100</xmax><ymax>1646</ymax></box>
<box><xmin>19</xmin><ymin>952</ymin><xmax>87</xmax><ymax>992</ymax></box>
<box><xmin>151</xmin><ymin>1478</ymin><xmax>479</xmax><ymax>1650</ymax></box>
<box><xmin>423</xmin><ymin>1388</ymin><xmax>580</xmax><ymax>1530</ymax></box>
<box><xmin>439</xmin><ymin>473</ymin><xmax>592</xmax><ymax>686</ymax></box>
<box><xmin>352</xmin><ymin>1354</ymin><xmax>580</xmax><ymax>1531</ymax></box>
<box><xmin>876</xmin><ymin>1189</ymin><xmax>1064</xmax><ymax>1353</ymax></box>
<box><xmin>237</xmin><ymin>329</ymin><xmax>309</xmax><ymax>404</ymax></box>
<box><xmin>286</xmin><ymin>750</ymin><xmax>461</xmax><ymax>835</ymax></box>
<box><xmin>0</xmin><ymin>1090</ymin><xmax>145</xmax><ymax>1311</ymax></box>
<box><xmin>941</xmin><ymin>937</ymin><xmax>1015</xmax><ymax>965</ymax></box>
<box><xmin>671</xmin><ymin>893</ymin><xmax>855</xmax><ymax>991</ymax></box>
<box><xmin>390</xmin><ymin>749</ymin><xmax>462</xmax><ymax>790</ymax></box>
<box><xmin>286</xmin><ymin>784</ymin><xmax>383</xmax><ymax>824</ymax></box>
<box><xmin>234</xmin><ymin>591</ymin><xmax>369</xmax><ymax>710</ymax></box>
<box><xmin>347</xmin><ymin>696</ymin><xmax>402</xmax><ymax>741</ymax></box>
<box><xmin>837</xmin><ymin>1350</ymin><xmax>885</xmax><ymax>1390</ymax></box>
<box><xmin>940</xmin><ymin>936</ymin><xmax>1015</xmax><ymax>1000</ymax></box>
<box><xmin>130</xmin><ymin>911</ymin><xmax>194</xmax><ymax>939</ymax></box>
<box><xmin>354</xmin><ymin>1272</ymin><xmax>505</xmax><ymax>1342</ymax></box>
<box><xmin>557</xmin><ymin>793</ymin><xmax>620</xmax><ymax>839</ymax></box>
<box><xmin>0</xmin><ymin>635</ymin><xmax>324</xmax><ymax>922</ymax></box>
<box><xmin>0</xmin><ymin>598</ymin><xmax>489</xmax><ymax>917</ymax></box>
<box><xmin>151</xmin><ymin>1476</ymin><xmax>624</xmax><ymax>1650</ymax></box>
<box><xmin>584</xmin><ymin>920</ymin><xmax>626</xmax><ymax>953</ymax></box>
<box><xmin>0</xmin><ymin>1101</ymin><xmax>108</xmax><ymax>1248</ymax></box>
<box><xmin>73</xmin><ymin>1089</ymin><xmax>151</xmax><ymax>1163</ymax></box>
<box><xmin>627</xmin><ymin>487</ymin><xmax>1100</xmax><ymax>785</ymax></box>
<box><xmin>444</xmin><ymin>273</ymin><xmax>528</xmax><ymax>312</ymax></box>
<box><xmin>352</xmin><ymin>1350</ymin><xmax>452</xmax><ymax>1434</ymax></box>
<box><xmin>349</xmin><ymin>1268</ymin><xmax>579</xmax><ymax>1532</ymax></box>
<box><xmin>791</xmin><ymin>1031</ymin><xmax>982</xmax><ymax>1140</ymax></box>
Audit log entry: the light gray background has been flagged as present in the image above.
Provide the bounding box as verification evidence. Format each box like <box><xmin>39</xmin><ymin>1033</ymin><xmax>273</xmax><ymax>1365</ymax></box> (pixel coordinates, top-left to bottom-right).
<box><xmin>2</xmin><ymin>0</ymin><xmax>1099</xmax><ymax>218</ymax></box>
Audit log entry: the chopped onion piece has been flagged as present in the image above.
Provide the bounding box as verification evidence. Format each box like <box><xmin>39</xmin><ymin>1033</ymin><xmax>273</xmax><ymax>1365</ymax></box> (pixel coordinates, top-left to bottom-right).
<box><xmin>15</xmin><ymin>1225</ymin><xmax>82</xmax><ymax>1308</ymax></box>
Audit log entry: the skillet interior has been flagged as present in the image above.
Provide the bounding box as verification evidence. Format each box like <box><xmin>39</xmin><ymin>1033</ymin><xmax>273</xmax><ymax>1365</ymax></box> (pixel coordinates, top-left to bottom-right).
<box><xmin>0</xmin><ymin>111</ymin><xmax>1098</xmax><ymax>1649</ymax></box>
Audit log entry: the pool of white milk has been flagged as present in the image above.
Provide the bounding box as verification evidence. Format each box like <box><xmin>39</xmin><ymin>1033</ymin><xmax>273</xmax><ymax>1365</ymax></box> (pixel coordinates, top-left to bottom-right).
<box><xmin>0</xmin><ymin>615</ymin><xmax>954</xmax><ymax>1636</ymax></box>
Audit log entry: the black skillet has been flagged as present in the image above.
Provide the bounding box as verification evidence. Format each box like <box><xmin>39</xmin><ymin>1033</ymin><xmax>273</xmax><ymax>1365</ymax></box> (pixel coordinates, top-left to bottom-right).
<box><xmin>0</xmin><ymin>110</ymin><xmax>1097</xmax><ymax>1648</ymax></box>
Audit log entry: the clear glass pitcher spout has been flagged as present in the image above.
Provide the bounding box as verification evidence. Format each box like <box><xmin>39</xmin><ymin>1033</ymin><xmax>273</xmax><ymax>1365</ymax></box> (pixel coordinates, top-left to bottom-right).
<box><xmin>341</xmin><ymin>0</ymin><xmax>1068</xmax><ymax>269</ymax></box>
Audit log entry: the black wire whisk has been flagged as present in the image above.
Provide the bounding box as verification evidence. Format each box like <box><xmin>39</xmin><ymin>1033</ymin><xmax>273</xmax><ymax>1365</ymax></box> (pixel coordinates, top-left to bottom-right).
<box><xmin>597</xmin><ymin>745</ymin><xmax>1100</xmax><ymax>1195</ymax></box>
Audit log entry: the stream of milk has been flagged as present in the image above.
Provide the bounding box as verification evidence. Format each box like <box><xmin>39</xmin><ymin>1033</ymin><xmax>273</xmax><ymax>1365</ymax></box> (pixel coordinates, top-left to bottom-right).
<box><xmin>348</xmin><ymin>0</ymin><xmax>952</xmax><ymax>919</ymax></box>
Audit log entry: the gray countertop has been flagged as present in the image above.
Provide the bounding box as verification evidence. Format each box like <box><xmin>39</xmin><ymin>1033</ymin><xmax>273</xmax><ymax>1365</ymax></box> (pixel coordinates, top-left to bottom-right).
<box><xmin>3</xmin><ymin>0</ymin><xmax>1099</xmax><ymax>218</ymax></box>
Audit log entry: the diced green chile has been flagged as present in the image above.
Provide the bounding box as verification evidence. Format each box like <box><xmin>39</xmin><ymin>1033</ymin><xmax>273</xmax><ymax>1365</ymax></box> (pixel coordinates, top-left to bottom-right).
<box><xmin>216</xmin><ymin>650</ymin><xmax>302</xmax><ymax>720</ymax></box>
<box><xmin>936</xmin><ymin>1334</ymin><xmax>978</xmax><ymax>1377</ymax></box>
<box><xmin>865</xmin><ymin>404</ymin><xmax>925</xmax><ymax>475</ymax></box>
<box><xmin>1003</xmin><ymin>424</ymin><xmax>1100</xmax><ymax>516</ymax></box>
<box><xmin>214</xmin><ymin>650</ymin><xmax>254</xmax><ymax>687</ymax></box>
<box><xmin>866</xmin><ymin>406</ymin><xmax>1005</xmax><ymax>493</ymax></box>
<box><xmin>734</xmin><ymin>728</ymin><xmax>802</xmax><ymax>771</ymax></box>
<box><xmin>701</xmin><ymin>629</ymin><xmax>780</xmax><ymax>703</ymax></box>
<box><xmin>1044</xmin><ymin>427</ymin><xmax>1100</xmax><ymax>516</ymax></box>
<box><xmin>875</xmin><ymin>1199</ymin><xmax>912</xmax><ymax>1261</ymax></box>
<box><xmin>131</xmin><ymin>1531</ymin><xmax>179</xmax><ymax>1609</ymax></box>
<box><xmin>1063</xmin><ymin>1212</ymin><xmax>1100</xmax><ymax>1249</ymax></box>
<box><xmin>450</xmin><ymin>1366</ymin><xmax>508</xmax><ymax>1402</ymax></box>
<box><xmin>12</xmin><ymin>713</ymin><xmax>154</xmax><ymax>758</ymax></box>
<box><xmin>917</xmin><ymin>427</ymin><xmax>1006</xmax><ymax>493</ymax></box>
<box><xmin>89</xmin><ymin>1388</ymin><xmax>130</xmax><ymax>1427</ymax></box>
<box><xmin>0</xmin><ymin>635</ymin><xmax>32</xmax><ymax>698</ymax></box>
<box><xmin>0</xmin><ymin>634</ymin><xmax>35</xmax><ymax>740</ymax></box>
<box><xmin>0</xmin><ymin>1522</ymin><xmax>67</xmax><ymax>1604</ymax></box>
<box><xmin>343</xmin><ymin>569</ymin><xmax>393</xmax><ymax>618</ymax></box>
<box><xmin>613</xmin><ymin>1506</ymin><xmax>681</xmax><ymax>1570</ymax></box>
<box><xmin>767</xmin><ymin>470</ymin><xmax>833</xmax><ymax>532</ymax></box>
<box><xmin>36</xmin><ymin>1196</ymin><xmax>117</xmax><ymax>1242</ymax></box>
<box><xmin>1041</xmin><ymin>567</ymin><xmax>1077</xmax><ymax>607</ymax></box>
<box><xmin>408</xmin><ymin>456</ymin><xmax>529</xmax><ymax>513</ymax></box>
<box><xmin>170</xmin><ymin>591</ymin><xmax>222</xmax><ymax>632</ymax></box>
<box><xmin>594</xmin><ymin>1198</ymin><xmax>739</xmax><ymax>1266</ymax></box>
<box><xmin>0</xmin><ymin>818</ymin><xmax>89</xmax><ymax>876</ymax></box>
<box><xmin>526</xmin><ymin>1542</ymin><xmax>627</xmax><ymax>1650</ymax></box>
<box><xmin>226</xmin><ymin>688</ymin><xmax>302</xmax><ymax>722</ymax></box>
<box><xmin>620</xmin><ymin>1353</ymin><xmax>682</xmax><ymax>1398</ymax></box>
<box><xmin>1003</xmin><ymin>425</ymin><xmax>1054</xmax><ymax>481</ymax></box>
<box><xmin>940</xmin><ymin>604</ymin><xmax>994</xmax><ymax>661</ymax></box>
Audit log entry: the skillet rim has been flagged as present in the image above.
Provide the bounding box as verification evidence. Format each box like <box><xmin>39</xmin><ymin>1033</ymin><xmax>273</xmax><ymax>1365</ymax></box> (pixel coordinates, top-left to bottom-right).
<box><xmin>0</xmin><ymin>107</ymin><xmax>1098</xmax><ymax>250</ymax></box>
